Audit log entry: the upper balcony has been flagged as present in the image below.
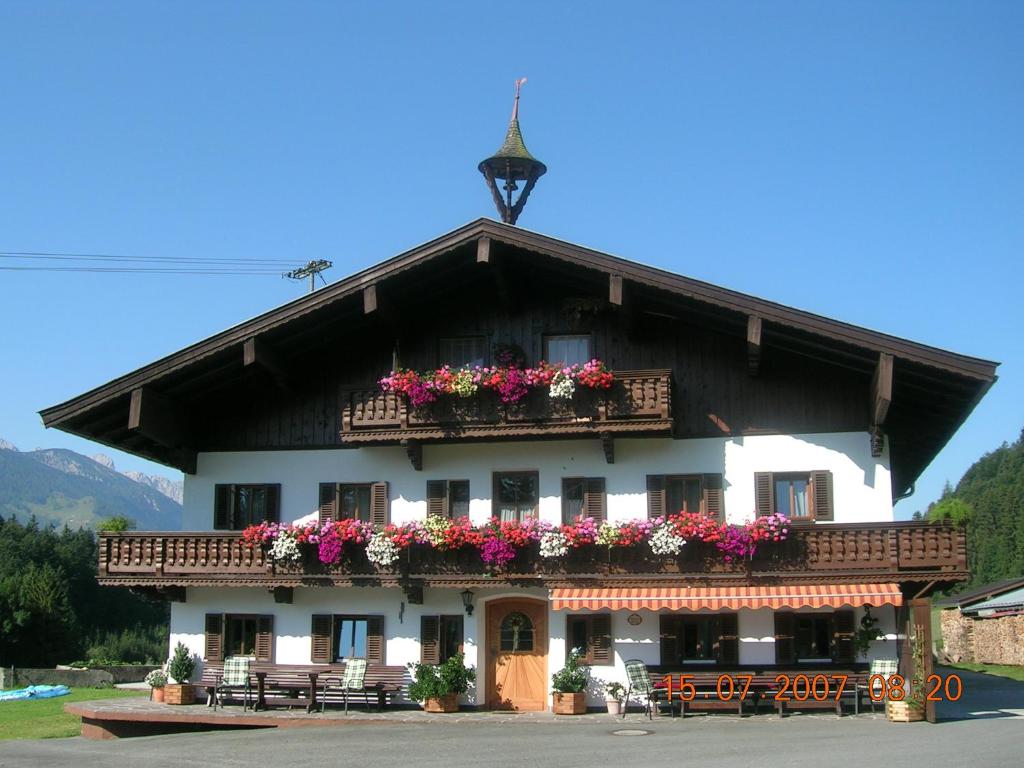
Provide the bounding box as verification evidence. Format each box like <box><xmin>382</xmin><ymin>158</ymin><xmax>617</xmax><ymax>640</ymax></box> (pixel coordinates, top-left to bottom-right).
<box><xmin>97</xmin><ymin>521</ymin><xmax>968</xmax><ymax>594</ymax></box>
<box><xmin>340</xmin><ymin>369</ymin><xmax>673</xmax><ymax>454</ymax></box>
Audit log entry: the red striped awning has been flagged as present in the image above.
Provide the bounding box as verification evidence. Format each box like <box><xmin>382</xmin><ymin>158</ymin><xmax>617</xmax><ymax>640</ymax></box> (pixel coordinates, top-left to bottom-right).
<box><xmin>550</xmin><ymin>584</ymin><xmax>903</xmax><ymax>611</ymax></box>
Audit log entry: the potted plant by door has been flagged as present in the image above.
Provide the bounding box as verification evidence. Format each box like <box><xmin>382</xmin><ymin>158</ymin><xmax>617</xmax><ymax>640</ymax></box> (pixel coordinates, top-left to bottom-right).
<box><xmin>145</xmin><ymin>669</ymin><xmax>168</xmax><ymax>703</ymax></box>
<box><xmin>407</xmin><ymin>653</ymin><xmax>476</xmax><ymax>713</ymax></box>
<box><xmin>604</xmin><ymin>682</ymin><xmax>626</xmax><ymax>715</ymax></box>
<box><xmin>164</xmin><ymin>642</ymin><xmax>198</xmax><ymax>705</ymax></box>
<box><xmin>551</xmin><ymin>648</ymin><xmax>589</xmax><ymax>714</ymax></box>
<box><xmin>887</xmin><ymin>628</ymin><xmax>926</xmax><ymax>723</ymax></box>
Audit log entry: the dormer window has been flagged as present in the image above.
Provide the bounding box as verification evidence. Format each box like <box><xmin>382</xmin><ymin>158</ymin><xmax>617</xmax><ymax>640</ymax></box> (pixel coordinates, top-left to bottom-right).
<box><xmin>544</xmin><ymin>334</ymin><xmax>591</xmax><ymax>366</ymax></box>
<box><xmin>440</xmin><ymin>336</ymin><xmax>487</xmax><ymax>368</ymax></box>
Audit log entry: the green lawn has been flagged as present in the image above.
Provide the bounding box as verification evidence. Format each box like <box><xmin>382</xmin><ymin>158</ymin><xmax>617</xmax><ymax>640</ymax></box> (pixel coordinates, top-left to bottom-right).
<box><xmin>948</xmin><ymin>663</ymin><xmax>1024</xmax><ymax>683</ymax></box>
<box><xmin>0</xmin><ymin>687</ymin><xmax>147</xmax><ymax>740</ymax></box>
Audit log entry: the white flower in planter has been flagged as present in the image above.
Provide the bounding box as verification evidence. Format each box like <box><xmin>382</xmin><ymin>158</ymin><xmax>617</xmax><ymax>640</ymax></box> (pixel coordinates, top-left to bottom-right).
<box><xmin>539</xmin><ymin>530</ymin><xmax>569</xmax><ymax>558</ymax></box>
<box><xmin>648</xmin><ymin>524</ymin><xmax>686</xmax><ymax>556</ymax></box>
<box><xmin>549</xmin><ymin>372</ymin><xmax>576</xmax><ymax>400</ymax></box>
<box><xmin>269</xmin><ymin>533</ymin><xmax>302</xmax><ymax>564</ymax></box>
<box><xmin>366</xmin><ymin>534</ymin><xmax>400</xmax><ymax>568</ymax></box>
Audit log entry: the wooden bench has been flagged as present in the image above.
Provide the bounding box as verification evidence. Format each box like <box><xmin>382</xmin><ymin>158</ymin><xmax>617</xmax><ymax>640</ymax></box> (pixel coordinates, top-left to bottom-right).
<box><xmin>658</xmin><ymin>673</ymin><xmax>759</xmax><ymax>717</ymax></box>
<box><xmin>201</xmin><ymin>663</ymin><xmax>408</xmax><ymax>713</ymax></box>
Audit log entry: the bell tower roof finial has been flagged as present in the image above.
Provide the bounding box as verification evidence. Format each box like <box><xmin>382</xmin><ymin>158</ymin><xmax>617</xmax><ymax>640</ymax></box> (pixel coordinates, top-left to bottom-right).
<box><xmin>479</xmin><ymin>78</ymin><xmax>546</xmax><ymax>225</ymax></box>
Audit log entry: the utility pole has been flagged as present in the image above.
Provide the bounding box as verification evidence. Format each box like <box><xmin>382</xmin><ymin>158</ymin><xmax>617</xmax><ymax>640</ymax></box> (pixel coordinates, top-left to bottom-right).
<box><xmin>284</xmin><ymin>259</ymin><xmax>332</xmax><ymax>293</ymax></box>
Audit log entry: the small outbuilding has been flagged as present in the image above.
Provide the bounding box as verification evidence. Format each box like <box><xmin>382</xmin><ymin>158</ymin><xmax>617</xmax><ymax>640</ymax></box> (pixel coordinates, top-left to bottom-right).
<box><xmin>938</xmin><ymin>577</ymin><xmax>1024</xmax><ymax>665</ymax></box>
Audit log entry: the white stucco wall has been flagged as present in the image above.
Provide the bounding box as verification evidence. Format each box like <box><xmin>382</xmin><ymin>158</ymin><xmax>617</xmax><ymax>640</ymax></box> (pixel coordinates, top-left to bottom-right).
<box><xmin>182</xmin><ymin>432</ymin><xmax>892</xmax><ymax>530</ymax></box>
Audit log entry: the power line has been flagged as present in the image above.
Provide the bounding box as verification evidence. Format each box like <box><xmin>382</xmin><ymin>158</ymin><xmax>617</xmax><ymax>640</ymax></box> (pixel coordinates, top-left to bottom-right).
<box><xmin>0</xmin><ymin>266</ymin><xmax>284</xmax><ymax>274</ymax></box>
<box><xmin>0</xmin><ymin>251</ymin><xmax>298</xmax><ymax>266</ymax></box>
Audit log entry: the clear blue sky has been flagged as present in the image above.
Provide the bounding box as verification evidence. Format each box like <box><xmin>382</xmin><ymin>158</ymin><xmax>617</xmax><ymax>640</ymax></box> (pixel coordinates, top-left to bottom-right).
<box><xmin>1</xmin><ymin>2</ymin><xmax>1020</xmax><ymax>517</ymax></box>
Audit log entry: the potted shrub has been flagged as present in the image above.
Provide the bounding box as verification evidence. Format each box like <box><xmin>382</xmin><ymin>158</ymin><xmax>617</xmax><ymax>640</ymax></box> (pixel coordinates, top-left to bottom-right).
<box><xmin>551</xmin><ymin>648</ymin><xmax>589</xmax><ymax>714</ymax></box>
<box><xmin>145</xmin><ymin>669</ymin><xmax>168</xmax><ymax>703</ymax></box>
<box><xmin>407</xmin><ymin>652</ymin><xmax>476</xmax><ymax>713</ymax></box>
<box><xmin>604</xmin><ymin>682</ymin><xmax>626</xmax><ymax>715</ymax></box>
<box><xmin>164</xmin><ymin>642</ymin><xmax>198</xmax><ymax>705</ymax></box>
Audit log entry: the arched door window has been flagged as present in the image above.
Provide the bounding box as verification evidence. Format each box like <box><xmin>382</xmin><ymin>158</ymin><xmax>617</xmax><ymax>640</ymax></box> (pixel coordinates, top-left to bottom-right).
<box><xmin>499</xmin><ymin>611</ymin><xmax>534</xmax><ymax>652</ymax></box>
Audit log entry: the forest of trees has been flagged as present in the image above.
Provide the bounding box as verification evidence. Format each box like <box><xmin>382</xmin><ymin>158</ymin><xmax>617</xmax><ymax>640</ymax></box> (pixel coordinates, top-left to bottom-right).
<box><xmin>0</xmin><ymin>516</ymin><xmax>167</xmax><ymax>668</ymax></box>
<box><xmin>925</xmin><ymin>428</ymin><xmax>1024</xmax><ymax>590</ymax></box>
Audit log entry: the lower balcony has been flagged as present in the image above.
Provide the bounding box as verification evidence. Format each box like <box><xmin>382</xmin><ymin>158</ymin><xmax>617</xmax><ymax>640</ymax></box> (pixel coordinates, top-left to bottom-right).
<box><xmin>98</xmin><ymin>521</ymin><xmax>967</xmax><ymax>593</ymax></box>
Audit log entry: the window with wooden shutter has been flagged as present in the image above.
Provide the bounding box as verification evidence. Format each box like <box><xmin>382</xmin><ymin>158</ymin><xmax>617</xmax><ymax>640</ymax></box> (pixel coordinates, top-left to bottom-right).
<box><xmin>420</xmin><ymin>616</ymin><xmax>440</xmax><ymax>664</ymax></box>
<box><xmin>567</xmin><ymin>614</ymin><xmax>613</xmax><ymax>666</ymax></box>
<box><xmin>754</xmin><ymin>473</ymin><xmax>775</xmax><ymax>515</ymax></box>
<box><xmin>318</xmin><ymin>483</ymin><xmax>338</xmax><ymax>525</ymax></box>
<box><xmin>310</xmin><ymin>614</ymin><xmax>333</xmax><ymax>664</ymax></box>
<box><xmin>583</xmin><ymin>478</ymin><xmax>607</xmax><ymax>523</ymax></box>
<box><xmin>255</xmin><ymin>616</ymin><xmax>274</xmax><ymax>662</ymax></box>
<box><xmin>366</xmin><ymin>616</ymin><xmax>385</xmax><ymax>664</ymax></box>
<box><xmin>659</xmin><ymin>614</ymin><xmax>679</xmax><ymax>666</ymax></box>
<box><xmin>774</xmin><ymin>612</ymin><xmax>795</xmax><ymax>664</ymax></box>
<box><xmin>426</xmin><ymin>480</ymin><xmax>447</xmax><ymax>518</ymax></box>
<box><xmin>370</xmin><ymin>482</ymin><xmax>389</xmax><ymax>527</ymax></box>
<box><xmin>646</xmin><ymin>475</ymin><xmax>665</xmax><ymax>519</ymax></box>
<box><xmin>719</xmin><ymin>613</ymin><xmax>739</xmax><ymax>664</ymax></box>
<box><xmin>702</xmin><ymin>473</ymin><xmax>724</xmax><ymax>521</ymax></box>
<box><xmin>811</xmin><ymin>470</ymin><xmax>834</xmax><ymax>521</ymax></box>
<box><xmin>213</xmin><ymin>485</ymin><xmax>232</xmax><ymax>530</ymax></box>
<box><xmin>264</xmin><ymin>485</ymin><xmax>281</xmax><ymax>523</ymax></box>
<box><xmin>204</xmin><ymin>613</ymin><xmax>224</xmax><ymax>662</ymax></box>
<box><xmin>832</xmin><ymin>609</ymin><xmax>855</xmax><ymax>663</ymax></box>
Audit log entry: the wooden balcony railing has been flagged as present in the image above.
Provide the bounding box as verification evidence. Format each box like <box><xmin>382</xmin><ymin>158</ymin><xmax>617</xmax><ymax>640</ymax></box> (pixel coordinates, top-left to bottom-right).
<box><xmin>97</xmin><ymin>522</ymin><xmax>967</xmax><ymax>590</ymax></box>
<box><xmin>339</xmin><ymin>369</ymin><xmax>673</xmax><ymax>443</ymax></box>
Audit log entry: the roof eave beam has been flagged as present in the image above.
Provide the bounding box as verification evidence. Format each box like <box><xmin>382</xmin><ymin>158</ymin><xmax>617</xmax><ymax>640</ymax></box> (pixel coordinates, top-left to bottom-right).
<box><xmin>870</xmin><ymin>352</ymin><xmax>894</xmax><ymax>457</ymax></box>
<box><xmin>747</xmin><ymin>315</ymin><xmax>763</xmax><ymax>377</ymax></box>
<box><xmin>243</xmin><ymin>337</ymin><xmax>291</xmax><ymax>393</ymax></box>
<box><xmin>128</xmin><ymin>387</ymin><xmax>196</xmax><ymax>474</ymax></box>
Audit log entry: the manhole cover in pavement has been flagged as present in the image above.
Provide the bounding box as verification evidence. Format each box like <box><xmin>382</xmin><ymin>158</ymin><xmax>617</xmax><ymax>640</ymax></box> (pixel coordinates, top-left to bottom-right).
<box><xmin>611</xmin><ymin>729</ymin><xmax>652</xmax><ymax>736</ymax></box>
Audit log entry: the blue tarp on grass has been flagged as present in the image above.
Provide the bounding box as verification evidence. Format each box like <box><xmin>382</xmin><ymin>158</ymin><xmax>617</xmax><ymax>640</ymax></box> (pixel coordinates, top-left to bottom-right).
<box><xmin>0</xmin><ymin>685</ymin><xmax>71</xmax><ymax>702</ymax></box>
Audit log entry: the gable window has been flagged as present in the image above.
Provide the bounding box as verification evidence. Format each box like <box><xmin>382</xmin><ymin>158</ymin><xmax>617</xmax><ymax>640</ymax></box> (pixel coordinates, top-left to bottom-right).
<box><xmin>660</xmin><ymin>613</ymin><xmax>739</xmax><ymax>665</ymax></box>
<box><xmin>561</xmin><ymin>477</ymin><xmax>607</xmax><ymax>524</ymax></box>
<box><xmin>420</xmin><ymin>615</ymin><xmax>464</xmax><ymax>664</ymax></box>
<box><xmin>204</xmin><ymin>613</ymin><xmax>273</xmax><ymax>662</ymax></box>
<box><xmin>754</xmin><ymin>471</ymin><xmax>833</xmax><ymax>521</ymax></box>
<box><xmin>310</xmin><ymin>614</ymin><xmax>385</xmax><ymax>664</ymax></box>
<box><xmin>543</xmin><ymin>334</ymin><xmax>592</xmax><ymax>366</ymax></box>
<box><xmin>493</xmin><ymin>471</ymin><xmax>539</xmax><ymax>522</ymax></box>
<box><xmin>440</xmin><ymin>336</ymin><xmax>487</xmax><ymax>368</ymax></box>
<box><xmin>214</xmin><ymin>484</ymin><xmax>280</xmax><ymax>530</ymax></box>
<box><xmin>318</xmin><ymin>482</ymin><xmax>390</xmax><ymax>526</ymax></box>
<box><xmin>426</xmin><ymin>480</ymin><xmax>470</xmax><ymax>519</ymax></box>
<box><xmin>646</xmin><ymin>474</ymin><xmax>724</xmax><ymax>520</ymax></box>
<box><xmin>567</xmin><ymin>614</ymin><xmax>612</xmax><ymax>666</ymax></box>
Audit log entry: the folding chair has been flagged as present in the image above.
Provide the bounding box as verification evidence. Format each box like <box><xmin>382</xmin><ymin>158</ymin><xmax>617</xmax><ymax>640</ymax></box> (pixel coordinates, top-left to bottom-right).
<box><xmin>213</xmin><ymin>656</ymin><xmax>253</xmax><ymax>711</ymax></box>
<box><xmin>622</xmin><ymin>659</ymin><xmax>668</xmax><ymax>719</ymax></box>
<box><xmin>858</xmin><ymin>658</ymin><xmax>899</xmax><ymax>713</ymax></box>
<box><xmin>322</xmin><ymin>657</ymin><xmax>368</xmax><ymax>713</ymax></box>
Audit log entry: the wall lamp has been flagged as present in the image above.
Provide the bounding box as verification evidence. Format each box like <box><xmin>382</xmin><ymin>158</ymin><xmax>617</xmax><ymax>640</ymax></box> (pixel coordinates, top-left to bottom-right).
<box><xmin>461</xmin><ymin>589</ymin><xmax>476</xmax><ymax>616</ymax></box>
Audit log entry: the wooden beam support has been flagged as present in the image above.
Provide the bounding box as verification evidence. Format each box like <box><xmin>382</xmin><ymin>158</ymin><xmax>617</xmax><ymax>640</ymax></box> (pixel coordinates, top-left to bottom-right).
<box><xmin>871</xmin><ymin>352</ymin><xmax>894</xmax><ymax>427</ymax></box>
<box><xmin>271</xmin><ymin>586</ymin><xmax>294</xmax><ymax>604</ymax></box>
<box><xmin>402</xmin><ymin>439</ymin><xmax>423</xmax><ymax>471</ymax></box>
<box><xmin>609</xmin><ymin>274</ymin><xmax>623</xmax><ymax>306</ymax></box>
<box><xmin>747</xmin><ymin>315</ymin><xmax>763</xmax><ymax>377</ymax></box>
<box><xmin>362</xmin><ymin>284</ymin><xmax>378</xmax><ymax>314</ymax></box>
<box><xmin>476</xmin><ymin>236</ymin><xmax>491</xmax><ymax>263</ymax></box>
<box><xmin>401</xmin><ymin>580</ymin><xmax>424</xmax><ymax>605</ymax></box>
<box><xmin>601</xmin><ymin>432</ymin><xmax>614</xmax><ymax>464</ymax></box>
<box><xmin>243</xmin><ymin>337</ymin><xmax>291</xmax><ymax>391</ymax></box>
<box><xmin>128</xmin><ymin>387</ymin><xmax>191</xmax><ymax>456</ymax></box>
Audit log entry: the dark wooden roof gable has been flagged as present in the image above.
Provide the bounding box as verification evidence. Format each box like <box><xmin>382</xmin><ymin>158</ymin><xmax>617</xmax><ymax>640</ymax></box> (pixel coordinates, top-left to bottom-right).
<box><xmin>40</xmin><ymin>218</ymin><xmax>998</xmax><ymax>481</ymax></box>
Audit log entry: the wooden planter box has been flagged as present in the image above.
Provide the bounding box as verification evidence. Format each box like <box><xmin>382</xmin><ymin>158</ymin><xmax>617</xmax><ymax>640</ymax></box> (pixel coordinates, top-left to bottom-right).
<box><xmin>163</xmin><ymin>683</ymin><xmax>196</xmax><ymax>705</ymax></box>
<box><xmin>423</xmin><ymin>694</ymin><xmax>459</xmax><ymax>713</ymax></box>
<box><xmin>886</xmin><ymin>699</ymin><xmax>924</xmax><ymax>723</ymax></box>
<box><xmin>552</xmin><ymin>692</ymin><xmax>587</xmax><ymax>715</ymax></box>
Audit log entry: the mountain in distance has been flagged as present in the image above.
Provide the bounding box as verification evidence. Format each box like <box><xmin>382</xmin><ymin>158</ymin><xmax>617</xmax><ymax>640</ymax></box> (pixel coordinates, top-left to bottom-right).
<box><xmin>0</xmin><ymin>439</ymin><xmax>182</xmax><ymax>530</ymax></box>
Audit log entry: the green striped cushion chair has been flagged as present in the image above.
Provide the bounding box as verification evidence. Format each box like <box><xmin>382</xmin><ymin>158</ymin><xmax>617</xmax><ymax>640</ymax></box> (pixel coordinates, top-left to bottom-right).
<box><xmin>214</xmin><ymin>656</ymin><xmax>253</xmax><ymax>711</ymax></box>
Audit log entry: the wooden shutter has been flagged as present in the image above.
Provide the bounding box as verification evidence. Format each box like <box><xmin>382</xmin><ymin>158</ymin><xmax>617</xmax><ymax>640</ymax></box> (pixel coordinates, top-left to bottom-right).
<box><xmin>719</xmin><ymin>613</ymin><xmax>739</xmax><ymax>665</ymax></box>
<box><xmin>420</xmin><ymin>615</ymin><xmax>440</xmax><ymax>664</ymax></box>
<box><xmin>590</xmin><ymin>613</ymin><xmax>612</xmax><ymax>666</ymax></box>
<box><xmin>583</xmin><ymin>478</ymin><xmax>607</xmax><ymax>523</ymax></box>
<box><xmin>318</xmin><ymin>483</ymin><xmax>338</xmax><ymax>525</ymax></box>
<box><xmin>811</xmin><ymin>470</ymin><xmax>834</xmax><ymax>521</ymax></box>
<box><xmin>366</xmin><ymin>616</ymin><xmax>385</xmax><ymax>664</ymax></box>
<box><xmin>774</xmin><ymin>612</ymin><xmax>795</xmax><ymax>664</ymax></box>
<box><xmin>213</xmin><ymin>485</ymin><xmax>233</xmax><ymax>530</ymax></box>
<box><xmin>754</xmin><ymin>472</ymin><xmax>775</xmax><ymax>515</ymax></box>
<box><xmin>311</xmin><ymin>614</ymin><xmax>333</xmax><ymax>664</ymax></box>
<box><xmin>659</xmin><ymin>615</ymin><xmax>678</xmax><ymax>666</ymax></box>
<box><xmin>703</xmin><ymin>473</ymin><xmax>724</xmax><ymax>521</ymax></box>
<box><xmin>204</xmin><ymin>613</ymin><xmax>224</xmax><ymax>662</ymax></box>
<box><xmin>264</xmin><ymin>484</ymin><xmax>281</xmax><ymax>523</ymax></box>
<box><xmin>370</xmin><ymin>482</ymin><xmax>389</xmax><ymax>527</ymax></box>
<box><xmin>832</xmin><ymin>609</ymin><xmax>855</xmax><ymax>663</ymax></box>
<box><xmin>426</xmin><ymin>481</ymin><xmax>447</xmax><ymax>518</ymax></box>
<box><xmin>646</xmin><ymin>475</ymin><xmax>666</xmax><ymax>519</ymax></box>
<box><xmin>255</xmin><ymin>615</ymin><xmax>274</xmax><ymax>662</ymax></box>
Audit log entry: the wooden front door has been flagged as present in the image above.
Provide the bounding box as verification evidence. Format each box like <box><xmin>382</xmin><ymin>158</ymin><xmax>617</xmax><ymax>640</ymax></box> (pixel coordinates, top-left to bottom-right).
<box><xmin>485</xmin><ymin>597</ymin><xmax>548</xmax><ymax>711</ymax></box>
